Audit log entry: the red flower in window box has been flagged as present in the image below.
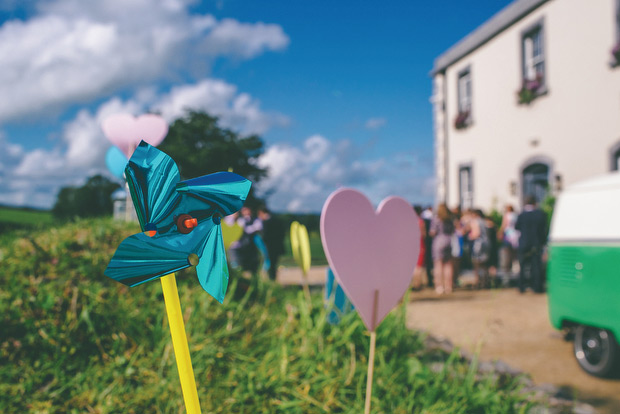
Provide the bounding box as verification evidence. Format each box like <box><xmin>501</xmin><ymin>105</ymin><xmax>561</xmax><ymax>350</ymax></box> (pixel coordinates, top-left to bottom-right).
<box><xmin>611</xmin><ymin>41</ymin><xmax>620</xmax><ymax>65</ymax></box>
<box><xmin>517</xmin><ymin>73</ymin><xmax>543</xmax><ymax>105</ymax></box>
<box><xmin>454</xmin><ymin>110</ymin><xmax>470</xmax><ymax>129</ymax></box>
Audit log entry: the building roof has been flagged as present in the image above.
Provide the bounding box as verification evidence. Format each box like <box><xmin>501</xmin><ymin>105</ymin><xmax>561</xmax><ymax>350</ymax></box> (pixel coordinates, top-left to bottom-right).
<box><xmin>431</xmin><ymin>0</ymin><xmax>549</xmax><ymax>75</ymax></box>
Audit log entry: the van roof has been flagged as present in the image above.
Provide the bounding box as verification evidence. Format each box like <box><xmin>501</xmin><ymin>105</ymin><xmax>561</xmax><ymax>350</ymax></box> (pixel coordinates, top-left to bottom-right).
<box><xmin>550</xmin><ymin>172</ymin><xmax>620</xmax><ymax>242</ymax></box>
<box><xmin>565</xmin><ymin>171</ymin><xmax>620</xmax><ymax>193</ymax></box>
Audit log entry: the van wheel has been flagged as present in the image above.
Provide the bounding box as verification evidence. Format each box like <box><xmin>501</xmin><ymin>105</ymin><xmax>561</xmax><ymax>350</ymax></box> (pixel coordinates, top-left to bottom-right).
<box><xmin>573</xmin><ymin>325</ymin><xmax>619</xmax><ymax>377</ymax></box>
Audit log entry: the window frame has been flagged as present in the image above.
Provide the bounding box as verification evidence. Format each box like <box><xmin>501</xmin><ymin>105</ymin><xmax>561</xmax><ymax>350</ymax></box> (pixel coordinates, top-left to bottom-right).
<box><xmin>616</xmin><ymin>0</ymin><xmax>620</xmax><ymax>42</ymax></box>
<box><xmin>521</xmin><ymin>19</ymin><xmax>546</xmax><ymax>88</ymax></box>
<box><xmin>455</xmin><ymin>66</ymin><xmax>472</xmax><ymax>129</ymax></box>
<box><xmin>611</xmin><ymin>0</ymin><xmax>620</xmax><ymax>67</ymax></box>
<box><xmin>518</xmin><ymin>18</ymin><xmax>547</xmax><ymax>104</ymax></box>
<box><xmin>458</xmin><ymin>163</ymin><xmax>473</xmax><ymax>210</ymax></box>
<box><xmin>457</xmin><ymin>67</ymin><xmax>472</xmax><ymax>114</ymax></box>
<box><xmin>609</xmin><ymin>140</ymin><xmax>620</xmax><ymax>171</ymax></box>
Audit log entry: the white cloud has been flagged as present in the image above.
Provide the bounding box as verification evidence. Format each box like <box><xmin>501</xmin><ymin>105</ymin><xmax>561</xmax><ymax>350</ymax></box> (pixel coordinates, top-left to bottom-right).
<box><xmin>364</xmin><ymin>117</ymin><xmax>387</xmax><ymax>130</ymax></box>
<box><xmin>256</xmin><ymin>135</ymin><xmax>434</xmax><ymax>213</ymax></box>
<box><xmin>154</xmin><ymin>79</ymin><xmax>289</xmax><ymax>135</ymax></box>
<box><xmin>0</xmin><ymin>77</ymin><xmax>288</xmax><ymax>208</ymax></box>
<box><xmin>2</xmin><ymin>97</ymin><xmax>142</xmax><ymax>207</ymax></box>
<box><xmin>200</xmin><ymin>18</ymin><xmax>290</xmax><ymax>59</ymax></box>
<box><xmin>0</xmin><ymin>0</ymin><xmax>289</xmax><ymax>123</ymax></box>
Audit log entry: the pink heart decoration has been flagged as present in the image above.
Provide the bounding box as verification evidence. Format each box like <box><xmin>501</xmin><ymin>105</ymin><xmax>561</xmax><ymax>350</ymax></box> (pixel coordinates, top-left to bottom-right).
<box><xmin>101</xmin><ymin>113</ymin><xmax>169</xmax><ymax>158</ymax></box>
<box><xmin>320</xmin><ymin>188</ymin><xmax>420</xmax><ymax>331</ymax></box>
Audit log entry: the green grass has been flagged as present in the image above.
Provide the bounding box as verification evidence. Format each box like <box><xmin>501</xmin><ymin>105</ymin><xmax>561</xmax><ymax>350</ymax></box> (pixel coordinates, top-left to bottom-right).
<box><xmin>0</xmin><ymin>206</ymin><xmax>55</xmax><ymax>237</ymax></box>
<box><xmin>0</xmin><ymin>206</ymin><xmax>54</xmax><ymax>225</ymax></box>
<box><xmin>0</xmin><ymin>218</ymin><xmax>536</xmax><ymax>413</ymax></box>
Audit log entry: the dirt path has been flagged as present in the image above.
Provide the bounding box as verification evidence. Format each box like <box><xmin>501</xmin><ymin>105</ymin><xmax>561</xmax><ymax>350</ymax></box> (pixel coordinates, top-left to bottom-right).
<box><xmin>406</xmin><ymin>287</ymin><xmax>620</xmax><ymax>414</ymax></box>
<box><xmin>277</xmin><ymin>266</ymin><xmax>620</xmax><ymax>413</ymax></box>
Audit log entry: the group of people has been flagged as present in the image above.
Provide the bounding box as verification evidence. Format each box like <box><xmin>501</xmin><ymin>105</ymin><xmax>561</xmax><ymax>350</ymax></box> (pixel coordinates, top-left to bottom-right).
<box><xmin>226</xmin><ymin>205</ymin><xmax>287</xmax><ymax>281</ymax></box>
<box><xmin>411</xmin><ymin>195</ymin><xmax>547</xmax><ymax>295</ymax></box>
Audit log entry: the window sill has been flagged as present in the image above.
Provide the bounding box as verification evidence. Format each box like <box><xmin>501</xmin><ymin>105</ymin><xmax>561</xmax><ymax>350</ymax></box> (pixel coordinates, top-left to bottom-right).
<box><xmin>454</xmin><ymin>121</ymin><xmax>473</xmax><ymax>130</ymax></box>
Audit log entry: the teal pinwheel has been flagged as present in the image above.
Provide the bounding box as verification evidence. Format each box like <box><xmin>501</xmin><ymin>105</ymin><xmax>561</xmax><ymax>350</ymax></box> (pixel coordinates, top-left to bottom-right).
<box><xmin>105</xmin><ymin>141</ymin><xmax>251</xmax><ymax>303</ymax></box>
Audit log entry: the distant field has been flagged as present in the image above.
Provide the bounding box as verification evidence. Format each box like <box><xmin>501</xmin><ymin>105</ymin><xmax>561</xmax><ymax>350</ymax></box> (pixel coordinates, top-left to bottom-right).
<box><xmin>0</xmin><ymin>206</ymin><xmax>54</xmax><ymax>226</ymax></box>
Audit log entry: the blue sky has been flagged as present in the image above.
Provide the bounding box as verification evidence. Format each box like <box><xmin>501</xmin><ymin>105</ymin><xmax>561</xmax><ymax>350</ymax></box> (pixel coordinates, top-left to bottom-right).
<box><xmin>0</xmin><ymin>0</ymin><xmax>511</xmax><ymax>212</ymax></box>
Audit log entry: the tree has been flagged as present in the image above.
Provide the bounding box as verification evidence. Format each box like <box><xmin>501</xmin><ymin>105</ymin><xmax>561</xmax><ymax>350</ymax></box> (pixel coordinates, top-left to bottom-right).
<box><xmin>160</xmin><ymin>110</ymin><xmax>267</xmax><ymax>181</ymax></box>
<box><xmin>159</xmin><ymin>111</ymin><xmax>268</xmax><ymax>208</ymax></box>
<box><xmin>52</xmin><ymin>175</ymin><xmax>120</xmax><ymax>220</ymax></box>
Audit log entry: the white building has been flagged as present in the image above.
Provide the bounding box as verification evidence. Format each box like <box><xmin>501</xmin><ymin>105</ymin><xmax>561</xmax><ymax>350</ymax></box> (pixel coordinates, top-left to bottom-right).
<box><xmin>431</xmin><ymin>0</ymin><xmax>620</xmax><ymax>211</ymax></box>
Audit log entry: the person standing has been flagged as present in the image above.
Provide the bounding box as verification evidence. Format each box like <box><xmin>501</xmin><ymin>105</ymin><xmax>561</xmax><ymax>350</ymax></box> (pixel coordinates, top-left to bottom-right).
<box><xmin>468</xmin><ymin>209</ymin><xmax>490</xmax><ymax>289</ymax></box>
<box><xmin>421</xmin><ymin>206</ymin><xmax>434</xmax><ymax>288</ymax></box>
<box><xmin>257</xmin><ymin>205</ymin><xmax>286</xmax><ymax>281</ymax></box>
<box><xmin>429</xmin><ymin>204</ymin><xmax>455</xmax><ymax>294</ymax></box>
<box><xmin>515</xmin><ymin>195</ymin><xmax>547</xmax><ymax>293</ymax></box>
<box><xmin>498</xmin><ymin>204</ymin><xmax>519</xmax><ymax>282</ymax></box>
<box><xmin>411</xmin><ymin>205</ymin><xmax>428</xmax><ymax>290</ymax></box>
<box><xmin>234</xmin><ymin>206</ymin><xmax>263</xmax><ymax>274</ymax></box>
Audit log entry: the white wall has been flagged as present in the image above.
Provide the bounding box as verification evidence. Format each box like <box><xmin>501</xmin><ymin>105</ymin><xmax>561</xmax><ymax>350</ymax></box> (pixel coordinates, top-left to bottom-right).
<box><xmin>435</xmin><ymin>0</ymin><xmax>620</xmax><ymax>211</ymax></box>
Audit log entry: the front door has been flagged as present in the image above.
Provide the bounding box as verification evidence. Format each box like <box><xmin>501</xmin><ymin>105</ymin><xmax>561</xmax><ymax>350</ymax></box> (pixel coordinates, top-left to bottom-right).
<box><xmin>522</xmin><ymin>163</ymin><xmax>549</xmax><ymax>205</ymax></box>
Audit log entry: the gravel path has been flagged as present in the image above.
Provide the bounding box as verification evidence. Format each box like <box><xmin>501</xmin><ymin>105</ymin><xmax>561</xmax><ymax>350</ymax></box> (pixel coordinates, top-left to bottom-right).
<box><xmin>276</xmin><ymin>266</ymin><xmax>620</xmax><ymax>412</ymax></box>
<box><xmin>406</xmin><ymin>286</ymin><xmax>620</xmax><ymax>414</ymax></box>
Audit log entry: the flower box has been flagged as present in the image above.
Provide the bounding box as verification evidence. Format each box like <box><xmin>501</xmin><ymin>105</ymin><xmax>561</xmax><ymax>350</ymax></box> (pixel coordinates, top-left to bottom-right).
<box><xmin>611</xmin><ymin>41</ymin><xmax>620</xmax><ymax>67</ymax></box>
<box><xmin>454</xmin><ymin>110</ymin><xmax>471</xmax><ymax>130</ymax></box>
<box><xmin>517</xmin><ymin>74</ymin><xmax>543</xmax><ymax>105</ymax></box>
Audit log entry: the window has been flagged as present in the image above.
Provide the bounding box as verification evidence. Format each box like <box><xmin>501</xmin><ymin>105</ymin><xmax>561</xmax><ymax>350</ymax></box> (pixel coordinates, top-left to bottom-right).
<box><xmin>616</xmin><ymin>0</ymin><xmax>620</xmax><ymax>42</ymax></box>
<box><xmin>612</xmin><ymin>0</ymin><xmax>620</xmax><ymax>66</ymax></box>
<box><xmin>518</xmin><ymin>21</ymin><xmax>546</xmax><ymax>104</ymax></box>
<box><xmin>523</xmin><ymin>26</ymin><xmax>544</xmax><ymax>83</ymax></box>
<box><xmin>457</xmin><ymin>69</ymin><xmax>471</xmax><ymax>113</ymax></box>
<box><xmin>459</xmin><ymin>165</ymin><xmax>473</xmax><ymax>209</ymax></box>
<box><xmin>455</xmin><ymin>68</ymin><xmax>471</xmax><ymax>129</ymax></box>
<box><xmin>610</xmin><ymin>142</ymin><xmax>620</xmax><ymax>170</ymax></box>
<box><xmin>613</xmin><ymin>150</ymin><xmax>620</xmax><ymax>171</ymax></box>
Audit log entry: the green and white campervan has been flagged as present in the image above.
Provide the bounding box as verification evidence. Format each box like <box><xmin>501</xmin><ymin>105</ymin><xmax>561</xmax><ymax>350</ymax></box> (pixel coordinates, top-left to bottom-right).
<box><xmin>547</xmin><ymin>172</ymin><xmax>620</xmax><ymax>377</ymax></box>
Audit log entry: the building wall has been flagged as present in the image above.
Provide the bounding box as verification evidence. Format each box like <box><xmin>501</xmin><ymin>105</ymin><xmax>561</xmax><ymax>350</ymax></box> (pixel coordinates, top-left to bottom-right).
<box><xmin>435</xmin><ymin>0</ymin><xmax>620</xmax><ymax>211</ymax></box>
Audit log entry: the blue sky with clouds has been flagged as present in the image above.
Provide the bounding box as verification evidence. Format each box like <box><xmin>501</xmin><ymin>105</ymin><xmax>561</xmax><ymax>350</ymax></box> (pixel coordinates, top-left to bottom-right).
<box><xmin>0</xmin><ymin>0</ymin><xmax>511</xmax><ymax>212</ymax></box>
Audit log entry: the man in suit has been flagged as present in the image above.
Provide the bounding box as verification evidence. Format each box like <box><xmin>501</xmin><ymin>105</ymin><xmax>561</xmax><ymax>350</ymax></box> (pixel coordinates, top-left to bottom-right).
<box><xmin>257</xmin><ymin>205</ymin><xmax>286</xmax><ymax>281</ymax></box>
<box><xmin>515</xmin><ymin>195</ymin><xmax>548</xmax><ymax>293</ymax></box>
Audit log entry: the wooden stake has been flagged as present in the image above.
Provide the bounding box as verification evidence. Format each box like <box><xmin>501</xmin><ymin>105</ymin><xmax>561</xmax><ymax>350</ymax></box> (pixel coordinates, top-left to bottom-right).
<box><xmin>364</xmin><ymin>289</ymin><xmax>379</xmax><ymax>414</ymax></box>
<box><xmin>160</xmin><ymin>273</ymin><xmax>202</xmax><ymax>414</ymax></box>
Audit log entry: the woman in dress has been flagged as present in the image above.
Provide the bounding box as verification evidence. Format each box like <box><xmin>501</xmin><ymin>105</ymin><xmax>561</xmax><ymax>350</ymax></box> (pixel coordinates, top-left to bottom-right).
<box><xmin>429</xmin><ymin>203</ymin><xmax>456</xmax><ymax>294</ymax></box>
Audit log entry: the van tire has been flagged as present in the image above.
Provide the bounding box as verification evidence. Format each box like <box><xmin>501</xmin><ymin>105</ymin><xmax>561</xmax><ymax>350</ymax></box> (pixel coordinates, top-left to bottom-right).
<box><xmin>573</xmin><ymin>325</ymin><xmax>619</xmax><ymax>377</ymax></box>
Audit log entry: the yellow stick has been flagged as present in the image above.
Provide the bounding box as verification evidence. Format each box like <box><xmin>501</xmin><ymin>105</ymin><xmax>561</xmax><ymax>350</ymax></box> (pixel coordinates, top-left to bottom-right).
<box><xmin>160</xmin><ymin>273</ymin><xmax>202</xmax><ymax>414</ymax></box>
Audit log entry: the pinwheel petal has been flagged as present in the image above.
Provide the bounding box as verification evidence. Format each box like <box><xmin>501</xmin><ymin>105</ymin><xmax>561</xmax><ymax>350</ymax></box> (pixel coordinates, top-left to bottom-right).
<box><xmin>105</xmin><ymin>141</ymin><xmax>251</xmax><ymax>304</ymax></box>
<box><xmin>105</xmin><ymin>232</ymin><xmax>192</xmax><ymax>286</ymax></box>
<box><xmin>125</xmin><ymin>141</ymin><xmax>181</xmax><ymax>230</ymax></box>
<box><xmin>195</xmin><ymin>224</ymin><xmax>229</xmax><ymax>303</ymax></box>
<box><xmin>176</xmin><ymin>172</ymin><xmax>251</xmax><ymax>216</ymax></box>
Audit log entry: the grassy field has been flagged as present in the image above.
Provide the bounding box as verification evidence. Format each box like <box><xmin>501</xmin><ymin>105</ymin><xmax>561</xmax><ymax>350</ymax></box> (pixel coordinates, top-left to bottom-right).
<box><xmin>0</xmin><ymin>218</ymin><xmax>537</xmax><ymax>413</ymax></box>
<box><xmin>0</xmin><ymin>206</ymin><xmax>53</xmax><ymax>224</ymax></box>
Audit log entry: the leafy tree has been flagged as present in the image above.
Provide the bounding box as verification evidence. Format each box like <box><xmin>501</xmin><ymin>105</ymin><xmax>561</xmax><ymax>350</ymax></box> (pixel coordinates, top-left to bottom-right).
<box><xmin>159</xmin><ymin>111</ymin><xmax>268</xmax><ymax>208</ymax></box>
<box><xmin>160</xmin><ymin>110</ymin><xmax>267</xmax><ymax>179</ymax></box>
<box><xmin>52</xmin><ymin>175</ymin><xmax>120</xmax><ymax>220</ymax></box>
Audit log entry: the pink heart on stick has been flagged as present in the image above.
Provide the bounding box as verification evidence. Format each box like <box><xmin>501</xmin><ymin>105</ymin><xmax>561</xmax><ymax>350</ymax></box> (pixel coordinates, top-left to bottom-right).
<box><xmin>320</xmin><ymin>188</ymin><xmax>420</xmax><ymax>331</ymax></box>
<box><xmin>101</xmin><ymin>113</ymin><xmax>169</xmax><ymax>158</ymax></box>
